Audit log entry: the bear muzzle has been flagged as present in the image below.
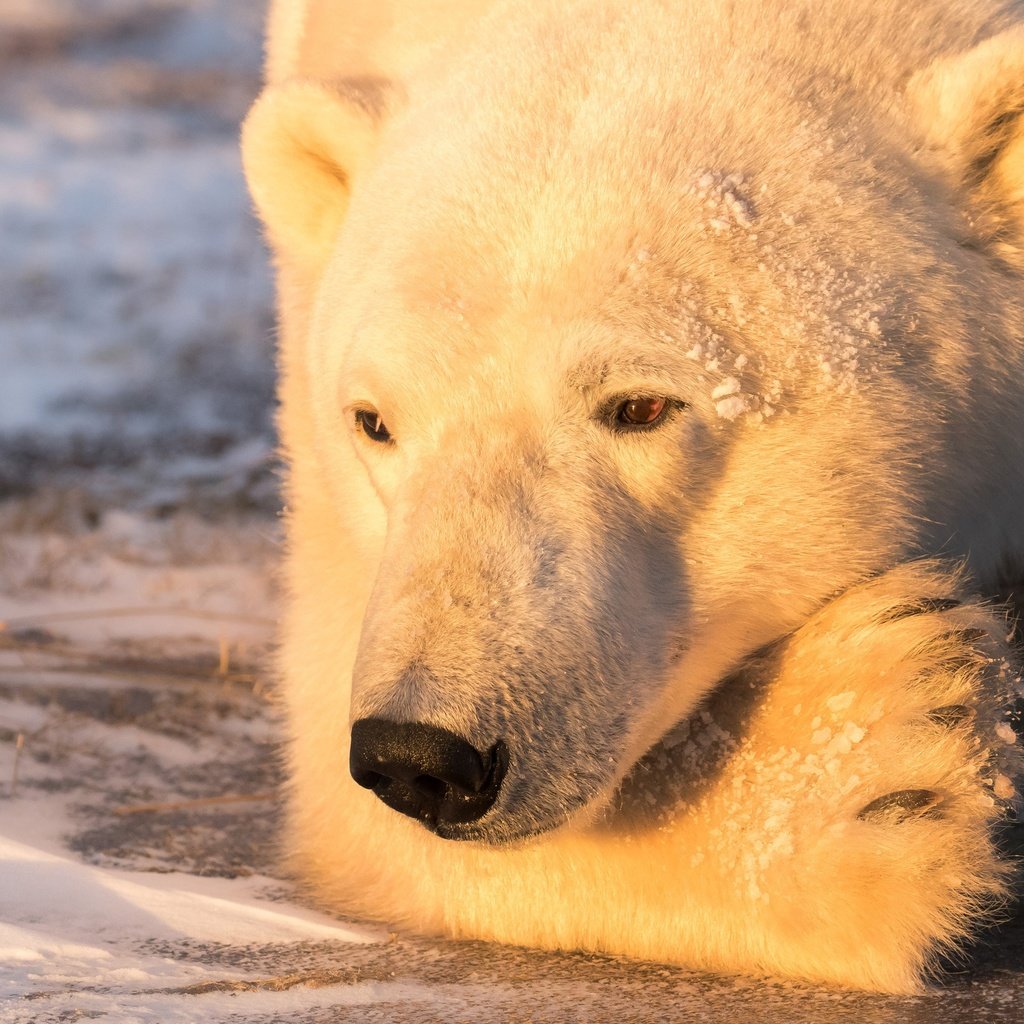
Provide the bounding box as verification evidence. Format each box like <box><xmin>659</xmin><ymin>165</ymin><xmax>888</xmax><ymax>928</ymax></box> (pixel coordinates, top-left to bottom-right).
<box><xmin>349</xmin><ymin>718</ymin><xmax>509</xmax><ymax>838</ymax></box>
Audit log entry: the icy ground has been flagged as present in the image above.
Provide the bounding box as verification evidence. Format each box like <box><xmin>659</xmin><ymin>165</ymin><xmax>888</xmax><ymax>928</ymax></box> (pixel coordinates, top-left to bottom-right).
<box><xmin>1</xmin><ymin>2</ymin><xmax>1023</xmax><ymax>1022</ymax></box>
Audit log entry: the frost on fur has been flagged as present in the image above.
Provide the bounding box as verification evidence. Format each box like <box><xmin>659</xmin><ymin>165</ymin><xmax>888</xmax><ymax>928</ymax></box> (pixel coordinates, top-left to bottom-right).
<box><xmin>245</xmin><ymin>0</ymin><xmax>1024</xmax><ymax>995</ymax></box>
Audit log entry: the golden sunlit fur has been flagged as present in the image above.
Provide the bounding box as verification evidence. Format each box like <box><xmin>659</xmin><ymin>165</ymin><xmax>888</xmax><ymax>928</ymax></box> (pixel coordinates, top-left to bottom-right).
<box><xmin>244</xmin><ymin>0</ymin><xmax>1024</xmax><ymax>992</ymax></box>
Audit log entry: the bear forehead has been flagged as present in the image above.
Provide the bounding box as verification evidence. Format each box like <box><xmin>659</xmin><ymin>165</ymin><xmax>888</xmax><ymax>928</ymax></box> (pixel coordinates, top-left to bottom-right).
<box><xmin>332</xmin><ymin>155</ymin><xmax>902</xmax><ymax>424</ymax></box>
<box><xmin>341</xmin><ymin>6</ymin><xmax>929</xmax><ymax>336</ymax></box>
<box><xmin>322</xmin><ymin>0</ymin><xmax>983</xmax><ymax>419</ymax></box>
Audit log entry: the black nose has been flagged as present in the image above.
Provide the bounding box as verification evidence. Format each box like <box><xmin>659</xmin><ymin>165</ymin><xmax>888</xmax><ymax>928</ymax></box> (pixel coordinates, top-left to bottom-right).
<box><xmin>349</xmin><ymin>718</ymin><xmax>508</xmax><ymax>834</ymax></box>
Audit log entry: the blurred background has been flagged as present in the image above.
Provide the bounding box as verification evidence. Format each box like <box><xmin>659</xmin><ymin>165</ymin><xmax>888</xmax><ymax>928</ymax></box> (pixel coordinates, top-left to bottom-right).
<box><xmin>0</xmin><ymin>0</ymin><xmax>276</xmax><ymax>527</ymax></box>
<box><xmin>0</xmin><ymin>1</ymin><xmax>280</xmax><ymax>832</ymax></box>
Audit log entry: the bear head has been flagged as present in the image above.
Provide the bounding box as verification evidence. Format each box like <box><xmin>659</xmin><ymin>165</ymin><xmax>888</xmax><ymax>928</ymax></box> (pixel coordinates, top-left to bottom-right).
<box><xmin>243</xmin><ymin>7</ymin><xmax>1024</xmax><ymax>843</ymax></box>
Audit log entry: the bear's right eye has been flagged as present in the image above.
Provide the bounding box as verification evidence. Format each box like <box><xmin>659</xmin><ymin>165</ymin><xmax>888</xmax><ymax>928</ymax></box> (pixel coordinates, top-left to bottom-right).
<box><xmin>355</xmin><ymin>409</ymin><xmax>393</xmax><ymax>445</ymax></box>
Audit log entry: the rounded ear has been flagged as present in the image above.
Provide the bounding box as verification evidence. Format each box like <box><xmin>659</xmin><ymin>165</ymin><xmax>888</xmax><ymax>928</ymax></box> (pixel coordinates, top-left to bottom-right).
<box><xmin>241</xmin><ymin>79</ymin><xmax>387</xmax><ymax>269</ymax></box>
<box><xmin>910</xmin><ymin>26</ymin><xmax>1024</xmax><ymax>260</ymax></box>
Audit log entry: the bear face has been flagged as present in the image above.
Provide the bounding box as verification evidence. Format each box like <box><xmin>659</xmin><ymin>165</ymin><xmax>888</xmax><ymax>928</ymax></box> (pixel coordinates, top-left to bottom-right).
<box><xmin>307</xmin><ymin>175</ymin><xmax>915</xmax><ymax>843</ymax></box>
<box><xmin>249</xmin><ymin>3</ymin><xmax>1024</xmax><ymax>844</ymax></box>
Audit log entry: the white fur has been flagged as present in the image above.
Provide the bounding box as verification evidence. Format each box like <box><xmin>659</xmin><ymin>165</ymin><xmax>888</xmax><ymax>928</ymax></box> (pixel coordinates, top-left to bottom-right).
<box><xmin>243</xmin><ymin>0</ymin><xmax>1024</xmax><ymax>992</ymax></box>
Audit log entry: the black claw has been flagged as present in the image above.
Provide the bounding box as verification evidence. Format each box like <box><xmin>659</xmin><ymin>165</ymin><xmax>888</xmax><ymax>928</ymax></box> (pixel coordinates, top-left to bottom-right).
<box><xmin>918</xmin><ymin>597</ymin><xmax>964</xmax><ymax>613</ymax></box>
<box><xmin>940</xmin><ymin>627</ymin><xmax>989</xmax><ymax>645</ymax></box>
<box><xmin>881</xmin><ymin>598</ymin><xmax>962</xmax><ymax>622</ymax></box>
<box><xmin>925</xmin><ymin>627</ymin><xmax>990</xmax><ymax>673</ymax></box>
<box><xmin>857</xmin><ymin>789</ymin><xmax>943</xmax><ymax>822</ymax></box>
<box><xmin>926</xmin><ymin>704</ymin><xmax>976</xmax><ymax>728</ymax></box>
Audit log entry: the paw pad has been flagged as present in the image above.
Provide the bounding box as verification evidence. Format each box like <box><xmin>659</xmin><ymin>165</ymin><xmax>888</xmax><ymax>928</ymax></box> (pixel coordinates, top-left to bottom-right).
<box><xmin>857</xmin><ymin>789</ymin><xmax>943</xmax><ymax>822</ymax></box>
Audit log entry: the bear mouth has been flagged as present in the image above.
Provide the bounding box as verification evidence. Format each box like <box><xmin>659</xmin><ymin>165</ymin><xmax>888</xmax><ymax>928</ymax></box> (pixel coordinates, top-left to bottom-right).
<box><xmin>432</xmin><ymin>815</ymin><xmax>562</xmax><ymax>845</ymax></box>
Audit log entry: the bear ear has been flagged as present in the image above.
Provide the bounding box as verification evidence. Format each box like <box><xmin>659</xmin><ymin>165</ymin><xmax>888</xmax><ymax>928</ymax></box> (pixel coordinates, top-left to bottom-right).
<box><xmin>910</xmin><ymin>27</ymin><xmax>1024</xmax><ymax>261</ymax></box>
<box><xmin>241</xmin><ymin>79</ymin><xmax>389</xmax><ymax>269</ymax></box>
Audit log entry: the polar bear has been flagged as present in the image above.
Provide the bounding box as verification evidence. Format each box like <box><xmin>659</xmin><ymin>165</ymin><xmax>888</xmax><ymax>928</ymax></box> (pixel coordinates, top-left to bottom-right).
<box><xmin>242</xmin><ymin>0</ymin><xmax>1024</xmax><ymax>992</ymax></box>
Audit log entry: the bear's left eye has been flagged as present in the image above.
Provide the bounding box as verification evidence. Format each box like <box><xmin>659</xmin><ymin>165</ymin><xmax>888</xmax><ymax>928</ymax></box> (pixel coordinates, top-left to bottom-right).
<box><xmin>617</xmin><ymin>397</ymin><xmax>667</xmax><ymax>426</ymax></box>
<box><xmin>355</xmin><ymin>409</ymin><xmax>393</xmax><ymax>444</ymax></box>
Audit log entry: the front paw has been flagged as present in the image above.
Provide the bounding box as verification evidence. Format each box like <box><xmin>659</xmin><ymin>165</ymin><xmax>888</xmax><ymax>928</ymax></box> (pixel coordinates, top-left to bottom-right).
<box><xmin>685</xmin><ymin>563</ymin><xmax>1022</xmax><ymax>991</ymax></box>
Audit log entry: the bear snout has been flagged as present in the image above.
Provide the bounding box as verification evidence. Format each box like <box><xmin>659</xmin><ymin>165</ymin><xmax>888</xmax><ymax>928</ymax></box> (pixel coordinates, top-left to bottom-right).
<box><xmin>349</xmin><ymin>718</ymin><xmax>509</xmax><ymax>837</ymax></box>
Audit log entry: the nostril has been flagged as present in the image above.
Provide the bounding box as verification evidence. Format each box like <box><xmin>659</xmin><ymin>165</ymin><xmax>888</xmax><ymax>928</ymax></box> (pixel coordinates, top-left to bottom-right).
<box><xmin>350</xmin><ymin>766</ymin><xmax>385</xmax><ymax>790</ymax></box>
<box><xmin>412</xmin><ymin>774</ymin><xmax>447</xmax><ymax>801</ymax></box>
<box><xmin>349</xmin><ymin>718</ymin><xmax>508</xmax><ymax>833</ymax></box>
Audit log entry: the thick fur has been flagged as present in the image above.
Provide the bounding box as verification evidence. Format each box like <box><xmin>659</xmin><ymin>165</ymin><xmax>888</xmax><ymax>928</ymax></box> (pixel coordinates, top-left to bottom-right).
<box><xmin>244</xmin><ymin>0</ymin><xmax>1024</xmax><ymax>992</ymax></box>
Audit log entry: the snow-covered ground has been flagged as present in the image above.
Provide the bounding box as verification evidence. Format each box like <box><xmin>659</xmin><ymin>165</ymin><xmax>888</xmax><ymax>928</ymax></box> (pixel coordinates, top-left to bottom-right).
<box><xmin>1</xmin><ymin>2</ymin><xmax>1023</xmax><ymax>1021</ymax></box>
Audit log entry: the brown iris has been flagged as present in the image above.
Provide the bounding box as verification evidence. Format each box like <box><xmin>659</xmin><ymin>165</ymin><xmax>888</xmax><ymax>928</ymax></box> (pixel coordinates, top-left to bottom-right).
<box><xmin>616</xmin><ymin>396</ymin><xmax>668</xmax><ymax>427</ymax></box>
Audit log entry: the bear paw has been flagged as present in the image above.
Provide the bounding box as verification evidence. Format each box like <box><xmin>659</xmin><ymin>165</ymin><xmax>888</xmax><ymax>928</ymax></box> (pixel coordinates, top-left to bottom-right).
<box><xmin>660</xmin><ymin>562</ymin><xmax>1023</xmax><ymax>991</ymax></box>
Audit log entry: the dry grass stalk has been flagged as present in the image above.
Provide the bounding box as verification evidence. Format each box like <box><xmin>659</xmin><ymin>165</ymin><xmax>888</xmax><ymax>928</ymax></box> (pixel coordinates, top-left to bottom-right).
<box><xmin>10</xmin><ymin>732</ymin><xmax>24</xmax><ymax>797</ymax></box>
<box><xmin>218</xmin><ymin>635</ymin><xmax>231</xmax><ymax>676</ymax></box>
